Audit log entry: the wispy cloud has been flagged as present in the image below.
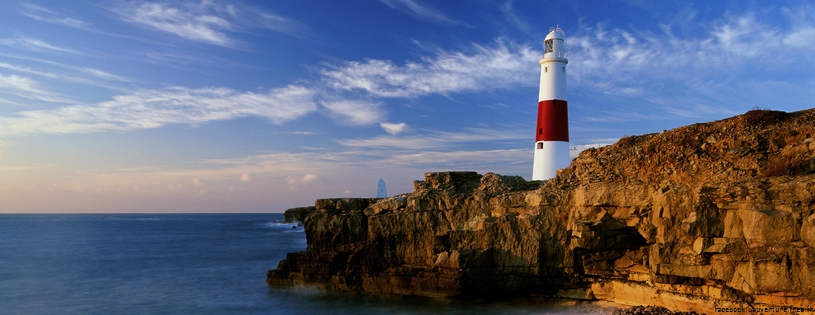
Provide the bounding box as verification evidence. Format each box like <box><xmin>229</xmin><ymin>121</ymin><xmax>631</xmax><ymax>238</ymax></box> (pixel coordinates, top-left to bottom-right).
<box><xmin>274</xmin><ymin>131</ymin><xmax>318</xmax><ymax>135</ymax></box>
<box><xmin>113</xmin><ymin>1</ymin><xmax>306</xmax><ymax>47</ymax></box>
<box><xmin>197</xmin><ymin>125</ymin><xmax>533</xmax><ymax>180</ymax></box>
<box><xmin>0</xmin><ymin>164</ymin><xmax>54</xmax><ymax>172</ymax></box>
<box><xmin>0</xmin><ymin>37</ymin><xmax>81</xmax><ymax>54</ymax></box>
<box><xmin>118</xmin><ymin>1</ymin><xmax>235</xmax><ymax>46</ymax></box>
<box><xmin>20</xmin><ymin>3</ymin><xmax>95</xmax><ymax>31</ymax></box>
<box><xmin>0</xmin><ymin>85</ymin><xmax>316</xmax><ymax>135</ymax></box>
<box><xmin>581</xmin><ymin>110</ymin><xmax>667</xmax><ymax>123</ymax></box>
<box><xmin>249</xmin><ymin>10</ymin><xmax>308</xmax><ymax>36</ymax></box>
<box><xmin>664</xmin><ymin>103</ymin><xmax>739</xmax><ymax>118</ymax></box>
<box><xmin>0</xmin><ymin>62</ymin><xmax>85</xmax><ymax>83</ymax></box>
<box><xmin>336</xmin><ymin>127</ymin><xmax>526</xmax><ymax>150</ymax></box>
<box><xmin>320</xmin><ymin>99</ymin><xmax>385</xmax><ymax>125</ymax></box>
<box><xmin>781</xmin><ymin>6</ymin><xmax>815</xmax><ymax>49</ymax></box>
<box><xmin>378</xmin><ymin>149</ymin><xmax>528</xmax><ymax>167</ymax></box>
<box><xmin>202</xmin><ymin>146</ymin><xmax>529</xmax><ymax>175</ymax></box>
<box><xmin>559</xmin><ymin>6</ymin><xmax>815</xmax><ymax>122</ymax></box>
<box><xmin>80</xmin><ymin>68</ymin><xmax>132</xmax><ymax>82</ymax></box>
<box><xmin>0</xmin><ymin>73</ymin><xmax>74</xmax><ymax>103</ymax></box>
<box><xmin>499</xmin><ymin>0</ymin><xmax>532</xmax><ymax>35</ymax></box>
<box><xmin>0</xmin><ymin>144</ymin><xmax>530</xmax><ymax>212</ymax></box>
<box><xmin>569</xmin><ymin>7</ymin><xmax>815</xmax><ymax>94</ymax></box>
<box><xmin>322</xmin><ymin>10</ymin><xmax>804</xmax><ymax>140</ymax></box>
<box><xmin>321</xmin><ymin>40</ymin><xmax>539</xmax><ymax>98</ymax></box>
<box><xmin>0</xmin><ymin>56</ymin><xmax>135</xmax><ymax>93</ymax></box>
<box><xmin>0</xmin><ymin>62</ymin><xmax>133</xmax><ymax>91</ymax></box>
<box><xmin>378</xmin><ymin>0</ymin><xmax>468</xmax><ymax>26</ymax></box>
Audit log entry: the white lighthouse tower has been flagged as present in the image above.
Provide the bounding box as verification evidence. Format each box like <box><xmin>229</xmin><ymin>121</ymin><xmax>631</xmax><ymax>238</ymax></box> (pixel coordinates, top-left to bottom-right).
<box><xmin>532</xmin><ymin>26</ymin><xmax>570</xmax><ymax>181</ymax></box>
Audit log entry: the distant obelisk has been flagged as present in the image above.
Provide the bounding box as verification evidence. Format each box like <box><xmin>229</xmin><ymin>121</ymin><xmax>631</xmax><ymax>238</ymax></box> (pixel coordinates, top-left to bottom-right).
<box><xmin>376</xmin><ymin>178</ymin><xmax>387</xmax><ymax>198</ymax></box>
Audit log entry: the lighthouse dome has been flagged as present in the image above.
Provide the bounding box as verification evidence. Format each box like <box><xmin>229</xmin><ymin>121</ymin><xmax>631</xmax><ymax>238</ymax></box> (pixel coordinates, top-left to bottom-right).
<box><xmin>544</xmin><ymin>26</ymin><xmax>565</xmax><ymax>41</ymax></box>
<box><xmin>542</xmin><ymin>26</ymin><xmax>567</xmax><ymax>59</ymax></box>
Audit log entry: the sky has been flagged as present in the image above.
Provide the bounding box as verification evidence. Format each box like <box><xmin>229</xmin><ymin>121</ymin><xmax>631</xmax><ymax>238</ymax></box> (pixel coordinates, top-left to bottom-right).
<box><xmin>0</xmin><ymin>0</ymin><xmax>813</xmax><ymax>213</ymax></box>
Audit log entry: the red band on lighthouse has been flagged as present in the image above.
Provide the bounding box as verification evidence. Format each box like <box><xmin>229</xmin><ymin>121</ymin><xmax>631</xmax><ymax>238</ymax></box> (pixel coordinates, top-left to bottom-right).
<box><xmin>535</xmin><ymin>99</ymin><xmax>569</xmax><ymax>142</ymax></box>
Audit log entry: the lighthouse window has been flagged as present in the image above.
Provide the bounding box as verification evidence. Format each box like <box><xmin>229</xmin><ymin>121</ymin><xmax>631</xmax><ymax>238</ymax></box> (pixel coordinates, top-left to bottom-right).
<box><xmin>537</xmin><ymin>143</ymin><xmax>543</xmax><ymax>149</ymax></box>
<box><xmin>562</xmin><ymin>66</ymin><xmax>565</xmax><ymax>73</ymax></box>
<box><xmin>545</xmin><ymin>67</ymin><xmax>548</xmax><ymax>73</ymax></box>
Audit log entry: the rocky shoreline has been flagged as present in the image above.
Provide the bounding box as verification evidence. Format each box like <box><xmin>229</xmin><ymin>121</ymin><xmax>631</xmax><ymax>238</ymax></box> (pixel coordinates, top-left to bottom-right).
<box><xmin>283</xmin><ymin>206</ymin><xmax>315</xmax><ymax>223</ymax></box>
<box><xmin>268</xmin><ymin>109</ymin><xmax>815</xmax><ymax>314</ymax></box>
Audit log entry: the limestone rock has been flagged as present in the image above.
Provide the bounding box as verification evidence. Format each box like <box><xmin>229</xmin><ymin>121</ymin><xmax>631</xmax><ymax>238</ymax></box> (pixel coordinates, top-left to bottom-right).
<box><xmin>268</xmin><ymin>108</ymin><xmax>815</xmax><ymax>311</ymax></box>
<box><xmin>802</xmin><ymin>214</ymin><xmax>815</xmax><ymax>247</ymax></box>
<box><xmin>283</xmin><ymin>206</ymin><xmax>315</xmax><ymax>223</ymax></box>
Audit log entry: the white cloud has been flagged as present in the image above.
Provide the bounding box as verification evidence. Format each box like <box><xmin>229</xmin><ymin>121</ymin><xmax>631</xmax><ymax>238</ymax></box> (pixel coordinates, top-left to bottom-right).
<box><xmin>499</xmin><ymin>0</ymin><xmax>532</xmax><ymax>34</ymax></box>
<box><xmin>0</xmin><ymin>73</ymin><xmax>73</xmax><ymax>103</ymax></box>
<box><xmin>302</xmin><ymin>174</ymin><xmax>317</xmax><ymax>183</ymax></box>
<box><xmin>0</xmin><ymin>63</ymin><xmax>132</xmax><ymax>92</ymax></box>
<box><xmin>664</xmin><ymin>103</ymin><xmax>739</xmax><ymax>118</ymax></box>
<box><xmin>709</xmin><ymin>15</ymin><xmax>775</xmax><ymax>58</ymax></box>
<box><xmin>81</xmin><ymin>68</ymin><xmax>132</xmax><ymax>82</ymax></box>
<box><xmin>337</xmin><ymin>127</ymin><xmax>526</xmax><ymax>150</ymax></box>
<box><xmin>0</xmin><ymin>164</ymin><xmax>55</xmax><ymax>172</ymax></box>
<box><xmin>0</xmin><ymin>85</ymin><xmax>316</xmax><ymax>135</ymax></box>
<box><xmin>274</xmin><ymin>131</ymin><xmax>317</xmax><ymax>135</ymax></box>
<box><xmin>321</xmin><ymin>40</ymin><xmax>539</xmax><ymax>98</ymax></box>
<box><xmin>380</xmin><ymin>149</ymin><xmax>528</xmax><ymax>166</ymax></box>
<box><xmin>0</xmin><ymin>37</ymin><xmax>81</xmax><ymax>54</ymax></box>
<box><xmin>20</xmin><ymin>3</ymin><xmax>95</xmax><ymax>31</ymax></box>
<box><xmin>569</xmin><ymin>8</ymin><xmax>815</xmax><ymax>94</ymax></box>
<box><xmin>252</xmin><ymin>11</ymin><xmax>308</xmax><ymax>36</ymax></box>
<box><xmin>121</xmin><ymin>2</ymin><xmax>234</xmax><ymax>46</ymax></box>
<box><xmin>0</xmin><ymin>54</ymin><xmax>135</xmax><ymax>84</ymax></box>
<box><xmin>202</xmin><ymin>125</ymin><xmax>532</xmax><ymax>171</ymax></box>
<box><xmin>0</xmin><ymin>141</ymin><xmax>539</xmax><ymax>212</ymax></box>
<box><xmin>26</xmin><ymin>14</ymin><xmax>90</xmax><ymax>30</ymax></box>
<box><xmin>286</xmin><ymin>173</ymin><xmax>318</xmax><ymax>191</ymax></box>
<box><xmin>114</xmin><ymin>1</ymin><xmax>305</xmax><ymax>47</ymax></box>
<box><xmin>378</xmin><ymin>0</ymin><xmax>466</xmax><ymax>26</ymax></box>
<box><xmin>380</xmin><ymin>122</ymin><xmax>407</xmax><ymax>135</ymax></box>
<box><xmin>782</xmin><ymin>27</ymin><xmax>815</xmax><ymax>48</ymax></box>
<box><xmin>780</xmin><ymin>6</ymin><xmax>815</xmax><ymax>50</ymax></box>
<box><xmin>0</xmin><ymin>62</ymin><xmax>82</xmax><ymax>82</ymax></box>
<box><xmin>320</xmin><ymin>99</ymin><xmax>384</xmax><ymax>125</ymax></box>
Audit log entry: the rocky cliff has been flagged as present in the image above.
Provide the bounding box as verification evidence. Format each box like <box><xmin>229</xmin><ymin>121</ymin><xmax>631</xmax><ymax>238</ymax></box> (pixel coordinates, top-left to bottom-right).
<box><xmin>283</xmin><ymin>206</ymin><xmax>315</xmax><ymax>223</ymax></box>
<box><xmin>268</xmin><ymin>109</ymin><xmax>815</xmax><ymax>314</ymax></box>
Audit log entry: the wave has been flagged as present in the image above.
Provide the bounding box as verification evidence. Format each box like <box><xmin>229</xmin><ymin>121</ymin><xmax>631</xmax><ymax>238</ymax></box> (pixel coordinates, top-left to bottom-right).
<box><xmin>263</xmin><ymin>221</ymin><xmax>303</xmax><ymax>232</ymax></box>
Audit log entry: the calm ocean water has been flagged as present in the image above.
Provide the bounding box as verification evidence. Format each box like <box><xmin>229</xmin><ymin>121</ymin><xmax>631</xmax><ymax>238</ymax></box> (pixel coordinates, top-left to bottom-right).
<box><xmin>0</xmin><ymin>214</ymin><xmax>619</xmax><ymax>315</ymax></box>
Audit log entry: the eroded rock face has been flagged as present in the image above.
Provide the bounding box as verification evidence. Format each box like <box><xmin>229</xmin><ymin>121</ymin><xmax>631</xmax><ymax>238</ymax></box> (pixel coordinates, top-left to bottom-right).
<box><xmin>268</xmin><ymin>109</ymin><xmax>815</xmax><ymax>313</ymax></box>
<box><xmin>283</xmin><ymin>206</ymin><xmax>316</xmax><ymax>223</ymax></box>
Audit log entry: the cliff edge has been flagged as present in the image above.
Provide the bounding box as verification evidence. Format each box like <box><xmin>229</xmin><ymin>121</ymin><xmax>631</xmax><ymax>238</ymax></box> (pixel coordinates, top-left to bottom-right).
<box><xmin>267</xmin><ymin>109</ymin><xmax>815</xmax><ymax>313</ymax></box>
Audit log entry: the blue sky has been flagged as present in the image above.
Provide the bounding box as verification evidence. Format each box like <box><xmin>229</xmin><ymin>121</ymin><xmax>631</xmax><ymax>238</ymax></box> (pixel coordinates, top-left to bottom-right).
<box><xmin>0</xmin><ymin>0</ymin><xmax>813</xmax><ymax>213</ymax></box>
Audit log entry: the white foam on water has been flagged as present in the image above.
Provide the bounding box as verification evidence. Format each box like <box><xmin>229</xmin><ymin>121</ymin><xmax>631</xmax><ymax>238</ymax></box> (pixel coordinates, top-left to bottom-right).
<box><xmin>263</xmin><ymin>221</ymin><xmax>303</xmax><ymax>232</ymax></box>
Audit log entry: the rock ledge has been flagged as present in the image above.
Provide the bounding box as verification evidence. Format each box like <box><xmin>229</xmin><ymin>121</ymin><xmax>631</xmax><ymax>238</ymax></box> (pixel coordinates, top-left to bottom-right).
<box><xmin>269</xmin><ymin>109</ymin><xmax>815</xmax><ymax>314</ymax></box>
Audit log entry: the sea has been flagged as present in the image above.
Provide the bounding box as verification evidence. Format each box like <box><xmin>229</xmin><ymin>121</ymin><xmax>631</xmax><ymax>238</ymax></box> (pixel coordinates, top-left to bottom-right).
<box><xmin>0</xmin><ymin>214</ymin><xmax>620</xmax><ymax>315</ymax></box>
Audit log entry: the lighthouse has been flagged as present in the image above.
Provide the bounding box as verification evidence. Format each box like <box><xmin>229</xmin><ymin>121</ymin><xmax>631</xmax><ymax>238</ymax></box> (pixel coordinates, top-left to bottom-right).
<box><xmin>532</xmin><ymin>26</ymin><xmax>570</xmax><ymax>181</ymax></box>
